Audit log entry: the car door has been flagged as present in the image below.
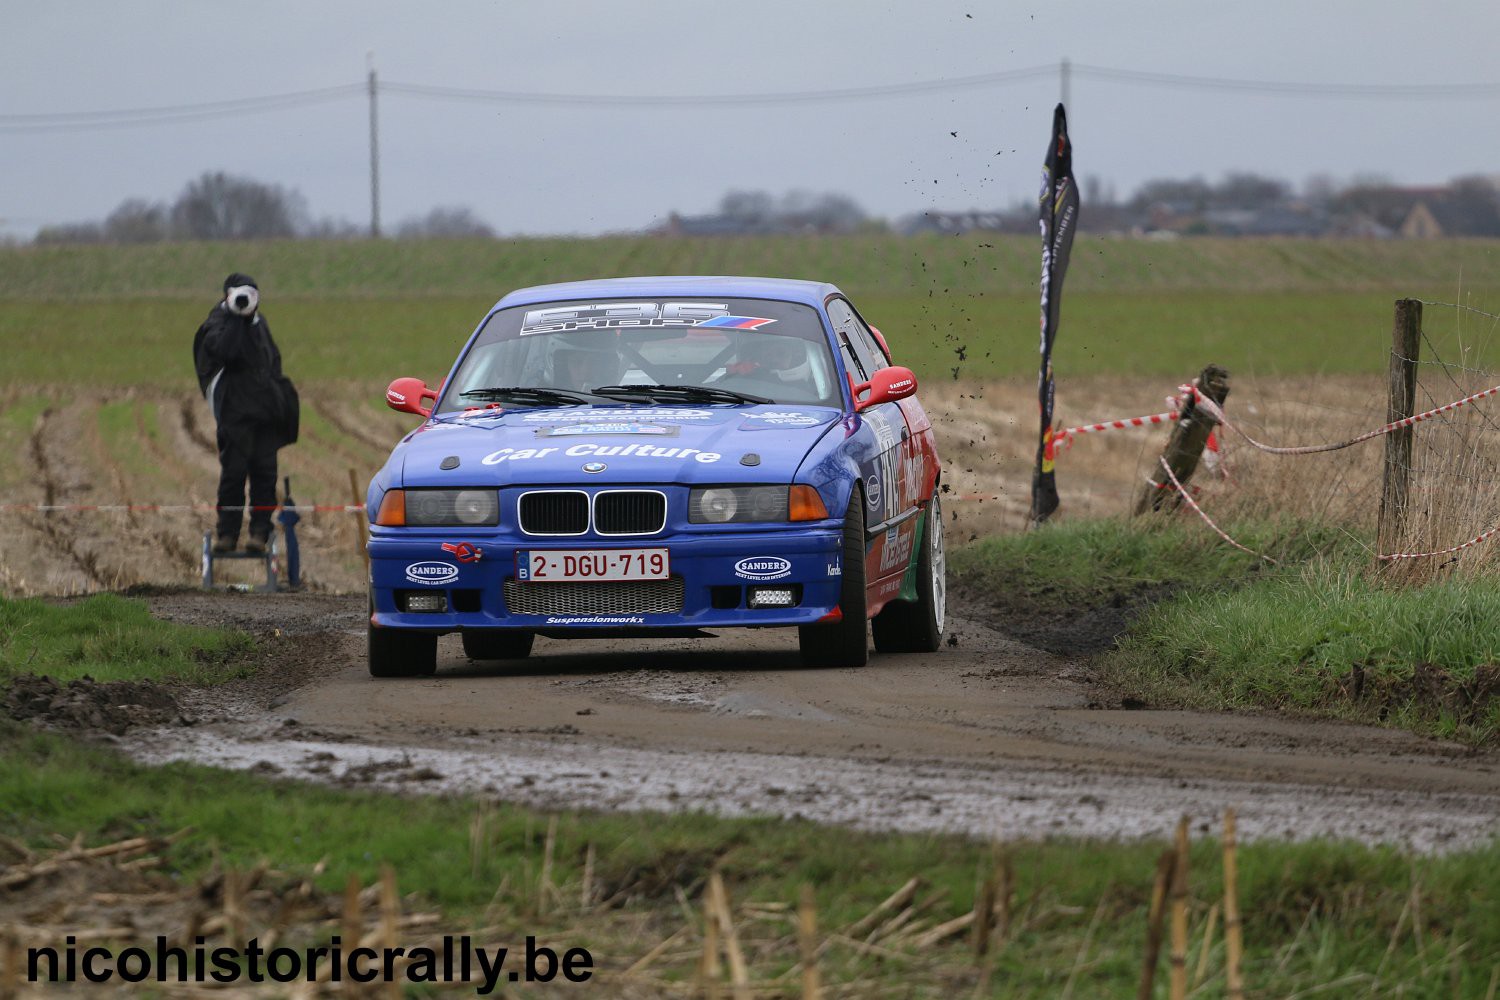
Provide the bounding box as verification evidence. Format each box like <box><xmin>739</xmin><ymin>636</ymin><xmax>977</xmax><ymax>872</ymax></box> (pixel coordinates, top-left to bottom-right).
<box><xmin>827</xmin><ymin>297</ymin><xmax>917</xmax><ymax>607</ymax></box>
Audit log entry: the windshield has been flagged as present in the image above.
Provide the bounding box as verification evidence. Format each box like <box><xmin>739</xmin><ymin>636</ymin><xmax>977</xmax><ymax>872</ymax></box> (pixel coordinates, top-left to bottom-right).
<box><xmin>437</xmin><ymin>297</ymin><xmax>840</xmax><ymax>413</ymax></box>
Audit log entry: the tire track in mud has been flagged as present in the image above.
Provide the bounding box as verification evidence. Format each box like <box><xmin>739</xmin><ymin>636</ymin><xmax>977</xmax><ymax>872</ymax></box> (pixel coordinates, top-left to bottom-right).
<box><xmin>178</xmin><ymin>396</ymin><xmax>218</xmax><ymax>455</ymax></box>
<box><xmin>27</xmin><ymin>406</ymin><xmax>108</xmax><ymax>590</ymax></box>
<box><xmin>310</xmin><ymin>397</ymin><xmax>403</xmax><ymax>457</ymax></box>
<box><xmin>82</xmin><ymin>398</ymin><xmax>192</xmax><ymax>587</ymax></box>
<box><xmin>133</xmin><ymin>400</ymin><xmax>210</xmax><ymax>575</ymax></box>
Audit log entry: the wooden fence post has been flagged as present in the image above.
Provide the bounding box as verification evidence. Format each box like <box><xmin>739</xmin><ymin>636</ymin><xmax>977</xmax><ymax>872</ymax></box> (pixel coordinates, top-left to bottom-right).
<box><xmin>1136</xmin><ymin>365</ymin><xmax>1231</xmax><ymax>514</ymax></box>
<box><xmin>1379</xmin><ymin>300</ymin><xmax>1421</xmax><ymax>554</ymax></box>
<box><xmin>1223</xmin><ymin>808</ymin><xmax>1245</xmax><ymax>1000</ymax></box>
<box><xmin>1168</xmin><ymin>817</ymin><xmax>1190</xmax><ymax>1000</ymax></box>
<box><xmin>348</xmin><ymin>468</ymin><xmax>371</xmax><ymax>572</ymax></box>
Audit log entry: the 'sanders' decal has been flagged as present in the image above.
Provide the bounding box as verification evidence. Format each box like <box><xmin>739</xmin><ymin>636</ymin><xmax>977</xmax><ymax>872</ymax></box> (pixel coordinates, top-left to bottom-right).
<box><xmin>405</xmin><ymin>561</ymin><xmax>459</xmax><ymax>585</ymax></box>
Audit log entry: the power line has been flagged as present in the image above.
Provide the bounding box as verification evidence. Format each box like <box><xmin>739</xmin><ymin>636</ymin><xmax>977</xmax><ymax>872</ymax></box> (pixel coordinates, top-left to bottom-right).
<box><xmin>379</xmin><ymin>65</ymin><xmax>1058</xmax><ymax>107</ymax></box>
<box><xmin>2</xmin><ymin>64</ymin><xmax>1497</xmax><ymax>135</ymax></box>
<box><xmin>1072</xmin><ymin>64</ymin><xmax>1500</xmax><ymax>99</ymax></box>
<box><xmin>0</xmin><ymin>84</ymin><xmax>364</xmax><ymax>133</ymax></box>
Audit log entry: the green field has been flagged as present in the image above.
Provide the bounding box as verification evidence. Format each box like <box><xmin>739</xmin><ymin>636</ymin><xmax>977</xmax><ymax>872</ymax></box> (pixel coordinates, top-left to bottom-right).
<box><xmin>3</xmin><ymin>235</ymin><xmax>1500</xmax><ymax>387</ymax></box>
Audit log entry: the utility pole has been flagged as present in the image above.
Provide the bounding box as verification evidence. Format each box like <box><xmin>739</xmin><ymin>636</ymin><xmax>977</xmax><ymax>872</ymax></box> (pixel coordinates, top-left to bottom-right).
<box><xmin>1060</xmin><ymin>57</ymin><xmax>1071</xmax><ymax>109</ymax></box>
<box><xmin>368</xmin><ymin>53</ymin><xmax>381</xmax><ymax>238</ymax></box>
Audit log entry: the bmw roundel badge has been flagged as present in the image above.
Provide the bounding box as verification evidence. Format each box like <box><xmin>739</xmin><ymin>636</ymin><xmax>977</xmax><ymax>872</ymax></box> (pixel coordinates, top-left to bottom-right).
<box><xmin>582</xmin><ymin>461</ymin><xmax>607</xmax><ymax>474</ymax></box>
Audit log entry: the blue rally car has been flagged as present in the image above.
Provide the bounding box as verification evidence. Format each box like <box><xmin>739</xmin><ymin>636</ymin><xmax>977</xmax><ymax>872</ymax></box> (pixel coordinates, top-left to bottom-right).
<box><xmin>366</xmin><ymin>276</ymin><xmax>944</xmax><ymax>676</ymax></box>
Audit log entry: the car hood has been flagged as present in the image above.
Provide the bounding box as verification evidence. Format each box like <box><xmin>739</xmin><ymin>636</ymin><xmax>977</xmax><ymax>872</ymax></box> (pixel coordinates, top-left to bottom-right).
<box><xmin>394</xmin><ymin>404</ymin><xmax>843</xmax><ymax>487</ymax></box>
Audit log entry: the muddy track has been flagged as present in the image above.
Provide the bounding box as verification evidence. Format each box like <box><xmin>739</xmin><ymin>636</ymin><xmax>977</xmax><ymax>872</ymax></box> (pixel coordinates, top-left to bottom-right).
<box><xmin>178</xmin><ymin>396</ymin><xmax>217</xmax><ymax>455</ymax></box>
<box><xmin>309</xmin><ymin>398</ymin><xmax>401</xmax><ymax>457</ymax></box>
<box><xmin>129</xmin><ymin>590</ymin><xmax>1500</xmax><ymax>852</ymax></box>
<box><xmin>131</xmin><ymin>402</ymin><xmax>209</xmax><ymax>574</ymax></box>
<box><xmin>27</xmin><ymin>407</ymin><xmax>108</xmax><ymax>589</ymax></box>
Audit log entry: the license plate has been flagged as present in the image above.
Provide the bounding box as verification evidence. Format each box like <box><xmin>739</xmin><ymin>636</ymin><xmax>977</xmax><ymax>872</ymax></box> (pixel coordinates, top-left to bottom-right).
<box><xmin>519</xmin><ymin>548</ymin><xmax>670</xmax><ymax>582</ymax></box>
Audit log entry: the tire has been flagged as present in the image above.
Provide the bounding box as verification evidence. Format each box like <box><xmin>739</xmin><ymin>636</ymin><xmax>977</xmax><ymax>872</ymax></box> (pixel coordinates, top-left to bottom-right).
<box><xmin>872</xmin><ymin>495</ymin><xmax>946</xmax><ymax>654</ymax></box>
<box><xmin>368</xmin><ymin>624</ymin><xmax>438</xmax><ymax>678</ymax></box>
<box><xmin>798</xmin><ymin>494</ymin><xmax>869</xmax><ymax>668</ymax></box>
<box><xmin>462</xmin><ymin>630</ymin><xmax>534</xmax><ymax>661</ymax></box>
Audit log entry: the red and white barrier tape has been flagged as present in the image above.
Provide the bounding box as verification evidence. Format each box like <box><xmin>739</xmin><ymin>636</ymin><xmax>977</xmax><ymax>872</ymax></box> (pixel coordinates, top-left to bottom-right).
<box><xmin>1378</xmin><ymin>524</ymin><xmax>1500</xmax><ymax>562</ymax></box>
<box><xmin>1056</xmin><ymin>409</ymin><xmax>1180</xmax><ymax>446</ymax></box>
<box><xmin>1157</xmin><ymin>457</ymin><xmax>1276</xmax><ymax>564</ymax></box>
<box><xmin>1185</xmin><ymin>381</ymin><xmax>1500</xmax><ymax>455</ymax></box>
<box><xmin>0</xmin><ymin>503</ymin><xmax>363</xmax><ymax>514</ymax></box>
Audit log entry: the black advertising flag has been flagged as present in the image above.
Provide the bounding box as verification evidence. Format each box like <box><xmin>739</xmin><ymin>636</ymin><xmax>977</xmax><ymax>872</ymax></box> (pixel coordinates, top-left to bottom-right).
<box><xmin>1028</xmin><ymin>103</ymin><xmax>1079</xmax><ymax>524</ymax></box>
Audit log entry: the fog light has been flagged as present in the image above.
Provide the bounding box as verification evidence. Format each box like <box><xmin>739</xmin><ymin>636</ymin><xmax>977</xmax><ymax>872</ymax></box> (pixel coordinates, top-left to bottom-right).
<box><xmin>748</xmin><ymin>586</ymin><xmax>798</xmax><ymax>609</ymax></box>
<box><xmin>404</xmin><ymin>592</ymin><xmax>448</xmax><ymax>613</ymax></box>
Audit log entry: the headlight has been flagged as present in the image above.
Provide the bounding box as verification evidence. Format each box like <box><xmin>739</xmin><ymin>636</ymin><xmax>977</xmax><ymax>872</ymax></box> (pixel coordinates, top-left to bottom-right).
<box><xmin>689</xmin><ymin>486</ymin><xmax>788</xmax><ymax>524</ymax></box>
<box><xmin>383</xmin><ymin>488</ymin><xmax>500</xmax><ymax>527</ymax></box>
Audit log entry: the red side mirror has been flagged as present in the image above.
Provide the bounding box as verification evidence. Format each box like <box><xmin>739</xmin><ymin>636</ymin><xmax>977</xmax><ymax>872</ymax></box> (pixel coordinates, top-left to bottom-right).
<box><xmin>869</xmin><ymin>325</ymin><xmax>892</xmax><ymax>362</ymax></box>
<box><xmin>854</xmin><ymin>366</ymin><xmax>917</xmax><ymax>412</ymax></box>
<box><xmin>385</xmin><ymin>377</ymin><xmax>437</xmax><ymax>418</ymax></box>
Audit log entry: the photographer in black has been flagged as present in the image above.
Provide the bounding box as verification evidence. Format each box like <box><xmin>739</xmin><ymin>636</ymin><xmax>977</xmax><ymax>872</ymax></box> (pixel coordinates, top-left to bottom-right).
<box><xmin>192</xmin><ymin>273</ymin><xmax>299</xmax><ymax>554</ymax></box>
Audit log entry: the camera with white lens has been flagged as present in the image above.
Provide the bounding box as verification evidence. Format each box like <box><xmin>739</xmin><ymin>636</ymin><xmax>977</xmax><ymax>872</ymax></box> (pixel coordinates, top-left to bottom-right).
<box><xmin>225</xmin><ymin>284</ymin><xmax>259</xmax><ymax>317</ymax></box>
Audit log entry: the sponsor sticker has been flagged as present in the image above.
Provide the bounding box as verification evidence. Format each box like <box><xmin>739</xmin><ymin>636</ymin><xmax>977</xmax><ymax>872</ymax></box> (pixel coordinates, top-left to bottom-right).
<box><xmin>697</xmin><ymin>315</ymin><xmax>777</xmax><ymax>330</ymax></box>
<box><xmin>734</xmin><ymin>556</ymin><xmax>793</xmax><ymax>581</ymax></box>
<box><xmin>520</xmin><ymin>408</ymin><xmax>716</xmax><ymax>423</ymax></box>
<box><xmin>405</xmin><ymin>561</ymin><xmax>459</xmax><ymax>585</ymax></box>
<box><xmin>539</xmin><ymin>423</ymin><xmax>676</xmax><ymax>437</ymax></box>
<box><xmin>741</xmin><ymin>410</ymin><xmax>828</xmax><ymax>427</ymax></box>
<box><xmin>481</xmin><ymin>442</ymin><xmax>721</xmax><ymax>464</ymax></box>
<box><xmin>827</xmin><ymin>560</ymin><xmax>842</xmax><ymax>577</ymax></box>
<box><xmin>879</xmin><ymin>525</ymin><xmax>915</xmax><ymax>572</ymax></box>
<box><xmin>544</xmin><ymin>615</ymin><xmax>646</xmax><ymax>625</ymax></box>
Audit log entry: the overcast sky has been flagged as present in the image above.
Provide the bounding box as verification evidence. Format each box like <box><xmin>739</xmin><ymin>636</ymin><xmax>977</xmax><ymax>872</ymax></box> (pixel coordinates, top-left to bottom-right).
<box><xmin>4</xmin><ymin>1</ymin><xmax>1499</xmax><ymax>239</ymax></box>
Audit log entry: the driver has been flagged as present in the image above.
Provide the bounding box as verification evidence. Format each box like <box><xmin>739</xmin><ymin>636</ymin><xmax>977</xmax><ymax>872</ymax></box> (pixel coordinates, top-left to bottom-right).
<box><xmin>728</xmin><ymin>336</ymin><xmax>811</xmax><ymax>387</ymax></box>
<box><xmin>550</xmin><ymin>337</ymin><xmax>621</xmax><ymax>391</ymax></box>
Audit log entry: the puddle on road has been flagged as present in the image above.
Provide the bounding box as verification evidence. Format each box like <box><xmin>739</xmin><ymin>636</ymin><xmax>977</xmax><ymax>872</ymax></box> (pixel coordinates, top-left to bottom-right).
<box><xmin>125</xmin><ymin>723</ymin><xmax>1499</xmax><ymax>854</ymax></box>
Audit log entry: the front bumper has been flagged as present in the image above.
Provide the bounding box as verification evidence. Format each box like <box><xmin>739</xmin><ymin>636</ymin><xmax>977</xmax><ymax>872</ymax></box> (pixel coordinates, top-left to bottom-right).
<box><xmin>368</xmin><ymin>522</ymin><xmax>845</xmax><ymax>633</ymax></box>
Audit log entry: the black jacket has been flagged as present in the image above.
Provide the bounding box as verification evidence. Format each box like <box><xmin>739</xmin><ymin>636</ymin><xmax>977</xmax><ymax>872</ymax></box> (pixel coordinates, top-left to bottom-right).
<box><xmin>193</xmin><ymin>305</ymin><xmax>299</xmax><ymax>450</ymax></box>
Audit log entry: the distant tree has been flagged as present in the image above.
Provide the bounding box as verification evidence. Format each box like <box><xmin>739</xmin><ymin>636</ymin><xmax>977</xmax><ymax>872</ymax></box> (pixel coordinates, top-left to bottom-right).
<box><xmin>33</xmin><ymin>221</ymin><xmax>105</xmax><ymax>245</ymax></box>
<box><xmin>1211</xmin><ymin>173</ymin><xmax>1289</xmax><ymax>209</ymax></box>
<box><xmin>169</xmin><ymin>171</ymin><xmax>306</xmax><ymax>240</ymax></box>
<box><xmin>1443</xmin><ymin>176</ymin><xmax>1500</xmax><ymax>236</ymax></box>
<box><xmin>1130</xmin><ymin>176</ymin><xmax>1212</xmax><ymax>211</ymax></box>
<box><xmin>719</xmin><ymin>190</ymin><xmax>775</xmax><ymax>226</ymax></box>
<box><xmin>1301</xmin><ymin>173</ymin><xmax>1339</xmax><ymax>204</ymax></box>
<box><xmin>103</xmin><ymin>198</ymin><xmax>169</xmax><ymax>243</ymax></box>
<box><xmin>1330</xmin><ymin>183</ymin><xmax>1421</xmax><ymax>230</ymax></box>
<box><xmin>394</xmin><ymin>206</ymin><xmax>495</xmax><ymax>239</ymax></box>
<box><xmin>776</xmin><ymin>190</ymin><xmax>867</xmax><ymax>233</ymax></box>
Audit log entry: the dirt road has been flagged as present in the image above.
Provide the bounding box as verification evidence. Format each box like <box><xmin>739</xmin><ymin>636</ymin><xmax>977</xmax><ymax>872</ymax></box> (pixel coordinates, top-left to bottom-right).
<box><xmin>127</xmin><ymin>591</ymin><xmax>1500</xmax><ymax>853</ymax></box>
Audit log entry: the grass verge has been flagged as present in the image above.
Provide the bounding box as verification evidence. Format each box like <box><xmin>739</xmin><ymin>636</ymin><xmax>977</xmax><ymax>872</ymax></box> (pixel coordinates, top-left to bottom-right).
<box><xmin>952</xmin><ymin>517</ymin><xmax>1500</xmax><ymax>744</ymax></box>
<box><xmin>0</xmin><ymin>593</ymin><xmax>252</xmax><ymax>684</ymax></box>
<box><xmin>2</xmin><ymin>719</ymin><xmax>1496</xmax><ymax>997</ymax></box>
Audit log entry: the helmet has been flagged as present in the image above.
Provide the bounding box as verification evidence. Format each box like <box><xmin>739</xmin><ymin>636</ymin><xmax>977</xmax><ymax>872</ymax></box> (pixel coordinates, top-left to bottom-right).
<box><xmin>743</xmin><ymin>337</ymin><xmax>810</xmax><ymax>384</ymax></box>
<box><xmin>550</xmin><ymin>337</ymin><xmax>620</xmax><ymax>390</ymax></box>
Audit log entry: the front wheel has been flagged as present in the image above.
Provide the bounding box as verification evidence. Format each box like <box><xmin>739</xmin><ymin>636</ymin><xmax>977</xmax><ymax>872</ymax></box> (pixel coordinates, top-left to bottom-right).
<box><xmin>798</xmin><ymin>495</ymin><xmax>869</xmax><ymax>668</ymax></box>
<box><xmin>871</xmin><ymin>496</ymin><xmax>945</xmax><ymax>654</ymax></box>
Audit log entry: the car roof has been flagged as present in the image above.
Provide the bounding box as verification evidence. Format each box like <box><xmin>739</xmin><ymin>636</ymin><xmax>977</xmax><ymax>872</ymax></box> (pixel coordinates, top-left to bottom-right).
<box><xmin>492</xmin><ymin>275</ymin><xmax>843</xmax><ymax>311</ymax></box>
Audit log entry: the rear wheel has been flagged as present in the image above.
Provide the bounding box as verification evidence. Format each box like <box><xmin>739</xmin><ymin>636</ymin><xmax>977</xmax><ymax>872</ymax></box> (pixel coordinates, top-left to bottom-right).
<box><xmin>871</xmin><ymin>496</ymin><xmax>945</xmax><ymax>654</ymax></box>
<box><xmin>368</xmin><ymin>624</ymin><xmax>438</xmax><ymax>678</ymax></box>
<box><xmin>462</xmin><ymin>630</ymin><xmax>534</xmax><ymax>661</ymax></box>
<box><xmin>798</xmin><ymin>495</ymin><xmax>869</xmax><ymax>668</ymax></box>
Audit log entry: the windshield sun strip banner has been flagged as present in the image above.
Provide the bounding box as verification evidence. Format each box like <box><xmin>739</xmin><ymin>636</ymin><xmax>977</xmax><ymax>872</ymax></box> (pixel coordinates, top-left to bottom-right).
<box><xmin>518</xmin><ymin>301</ymin><xmax>778</xmax><ymax>336</ymax></box>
